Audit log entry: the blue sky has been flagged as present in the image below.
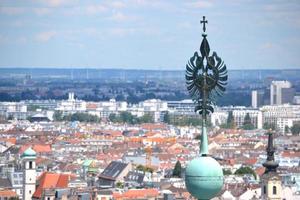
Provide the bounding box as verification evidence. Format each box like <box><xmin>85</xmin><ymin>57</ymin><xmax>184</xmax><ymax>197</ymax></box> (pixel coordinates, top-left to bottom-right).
<box><xmin>0</xmin><ymin>0</ymin><xmax>299</xmax><ymax>70</ymax></box>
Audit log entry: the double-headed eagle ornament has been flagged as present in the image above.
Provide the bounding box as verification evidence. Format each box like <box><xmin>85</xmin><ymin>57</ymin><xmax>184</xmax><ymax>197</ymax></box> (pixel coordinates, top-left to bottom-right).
<box><xmin>186</xmin><ymin>16</ymin><xmax>228</xmax><ymax>118</ymax></box>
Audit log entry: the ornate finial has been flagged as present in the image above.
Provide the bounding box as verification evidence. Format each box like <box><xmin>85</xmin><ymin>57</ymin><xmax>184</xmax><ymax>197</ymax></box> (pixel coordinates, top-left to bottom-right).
<box><xmin>200</xmin><ymin>16</ymin><xmax>208</xmax><ymax>32</ymax></box>
<box><xmin>185</xmin><ymin>17</ymin><xmax>228</xmax><ymax>156</ymax></box>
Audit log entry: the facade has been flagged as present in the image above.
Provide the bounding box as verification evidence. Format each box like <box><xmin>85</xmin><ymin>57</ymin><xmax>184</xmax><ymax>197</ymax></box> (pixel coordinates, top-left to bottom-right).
<box><xmin>261</xmin><ymin>104</ymin><xmax>300</xmax><ymax>130</ymax></box>
<box><xmin>211</xmin><ymin>111</ymin><xmax>228</xmax><ymax>126</ymax></box>
<box><xmin>0</xmin><ymin>102</ymin><xmax>27</xmax><ymax>120</ymax></box>
<box><xmin>233</xmin><ymin>108</ymin><xmax>262</xmax><ymax>129</ymax></box>
<box><xmin>277</xmin><ymin>117</ymin><xmax>300</xmax><ymax>134</ymax></box>
<box><xmin>56</xmin><ymin>92</ymin><xmax>87</xmax><ymax>113</ymax></box>
<box><xmin>251</xmin><ymin>90</ymin><xmax>264</xmax><ymax>108</ymax></box>
<box><xmin>129</xmin><ymin>99</ymin><xmax>168</xmax><ymax>122</ymax></box>
<box><xmin>96</xmin><ymin>99</ymin><xmax>127</xmax><ymax>118</ymax></box>
<box><xmin>167</xmin><ymin>100</ymin><xmax>194</xmax><ymax>115</ymax></box>
<box><xmin>270</xmin><ymin>81</ymin><xmax>293</xmax><ymax>105</ymax></box>
<box><xmin>261</xmin><ymin>176</ymin><xmax>282</xmax><ymax>200</ymax></box>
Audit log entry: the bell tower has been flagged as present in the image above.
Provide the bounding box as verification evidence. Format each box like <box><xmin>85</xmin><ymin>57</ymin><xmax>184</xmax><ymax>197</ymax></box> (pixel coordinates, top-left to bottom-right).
<box><xmin>261</xmin><ymin>131</ymin><xmax>282</xmax><ymax>200</ymax></box>
<box><xmin>22</xmin><ymin>147</ymin><xmax>37</xmax><ymax>200</ymax></box>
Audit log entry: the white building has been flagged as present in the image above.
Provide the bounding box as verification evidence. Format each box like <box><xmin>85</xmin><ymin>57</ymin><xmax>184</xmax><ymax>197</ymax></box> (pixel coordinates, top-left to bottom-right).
<box><xmin>130</xmin><ymin>99</ymin><xmax>168</xmax><ymax>122</ymax></box>
<box><xmin>270</xmin><ymin>81</ymin><xmax>294</xmax><ymax>105</ymax></box>
<box><xmin>167</xmin><ymin>99</ymin><xmax>194</xmax><ymax>115</ymax></box>
<box><xmin>56</xmin><ymin>92</ymin><xmax>86</xmax><ymax>113</ymax></box>
<box><xmin>96</xmin><ymin>99</ymin><xmax>127</xmax><ymax>118</ymax></box>
<box><xmin>0</xmin><ymin>102</ymin><xmax>27</xmax><ymax>119</ymax></box>
<box><xmin>233</xmin><ymin>109</ymin><xmax>263</xmax><ymax>129</ymax></box>
<box><xmin>252</xmin><ymin>90</ymin><xmax>264</xmax><ymax>108</ymax></box>
<box><xmin>211</xmin><ymin>111</ymin><xmax>228</xmax><ymax>126</ymax></box>
<box><xmin>277</xmin><ymin>118</ymin><xmax>300</xmax><ymax>134</ymax></box>
<box><xmin>260</xmin><ymin>104</ymin><xmax>300</xmax><ymax>130</ymax></box>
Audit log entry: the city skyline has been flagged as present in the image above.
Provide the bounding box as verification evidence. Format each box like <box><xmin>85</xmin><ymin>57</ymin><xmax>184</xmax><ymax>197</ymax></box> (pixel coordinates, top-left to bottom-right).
<box><xmin>0</xmin><ymin>0</ymin><xmax>300</xmax><ymax>69</ymax></box>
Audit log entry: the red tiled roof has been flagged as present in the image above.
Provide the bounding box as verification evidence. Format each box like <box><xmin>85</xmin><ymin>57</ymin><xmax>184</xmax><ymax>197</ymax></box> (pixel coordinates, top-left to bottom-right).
<box><xmin>141</xmin><ymin>123</ymin><xmax>166</xmax><ymax>130</ymax></box>
<box><xmin>19</xmin><ymin>144</ymin><xmax>51</xmax><ymax>154</ymax></box>
<box><xmin>33</xmin><ymin>172</ymin><xmax>75</xmax><ymax>198</ymax></box>
<box><xmin>113</xmin><ymin>189</ymin><xmax>159</xmax><ymax>199</ymax></box>
<box><xmin>0</xmin><ymin>138</ymin><xmax>16</xmax><ymax>144</ymax></box>
<box><xmin>245</xmin><ymin>158</ymin><xmax>257</xmax><ymax>165</ymax></box>
<box><xmin>281</xmin><ymin>151</ymin><xmax>300</xmax><ymax>158</ymax></box>
<box><xmin>0</xmin><ymin>189</ymin><xmax>17</xmax><ymax>197</ymax></box>
<box><xmin>255</xmin><ymin>167</ymin><xmax>265</xmax><ymax>176</ymax></box>
<box><xmin>86</xmin><ymin>103</ymin><xmax>97</xmax><ymax>109</ymax></box>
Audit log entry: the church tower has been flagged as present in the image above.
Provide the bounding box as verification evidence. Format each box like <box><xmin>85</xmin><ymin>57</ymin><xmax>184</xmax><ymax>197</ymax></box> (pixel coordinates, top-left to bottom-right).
<box><xmin>261</xmin><ymin>131</ymin><xmax>282</xmax><ymax>200</ymax></box>
<box><xmin>22</xmin><ymin>147</ymin><xmax>37</xmax><ymax>200</ymax></box>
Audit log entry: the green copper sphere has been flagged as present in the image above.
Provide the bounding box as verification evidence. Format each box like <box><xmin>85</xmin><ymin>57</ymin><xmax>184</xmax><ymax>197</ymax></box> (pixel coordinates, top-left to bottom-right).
<box><xmin>185</xmin><ymin>156</ymin><xmax>224</xmax><ymax>200</ymax></box>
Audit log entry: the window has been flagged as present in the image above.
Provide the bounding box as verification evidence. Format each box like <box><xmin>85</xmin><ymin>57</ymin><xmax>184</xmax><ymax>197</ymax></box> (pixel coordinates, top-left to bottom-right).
<box><xmin>29</xmin><ymin>161</ymin><xmax>33</xmax><ymax>169</ymax></box>
<box><xmin>263</xmin><ymin>185</ymin><xmax>266</xmax><ymax>194</ymax></box>
<box><xmin>47</xmin><ymin>197</ymin><xmax>50</xmax><ymax>200</ymax></box>
<box><xmin>29</xmin><ymin>190</ymin><xmax>31</xmax><ymax>194</ymax></box>
<box><xmin>273</xmin><ymin>186</ymin><xmax>277</xmax><ymax>195</ymax></box>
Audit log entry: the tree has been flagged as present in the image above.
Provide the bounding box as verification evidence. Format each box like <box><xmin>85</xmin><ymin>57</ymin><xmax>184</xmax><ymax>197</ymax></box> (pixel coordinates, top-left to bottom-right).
<box><xmin>221</xmin><ymin>111</ymin><xmax>235</xmax><ymax>129</ymax></box>
<box><xmin>284</xmin><ymin>125</ymin><xmax>290</xmax><ymax>134</ymax></box>
<box><xmin>290</xmin><ymin>123</ymin><xmax>300</xmax><ymax>135</ymax></box>
<box><xmin>139</xmin><ymin>113</ymin><xmax>154</xmax><ymax>123</ymax></box>
<box><xmin>172</xmin><ymin>160</ymin><xmax>182</xmax><ymax>178</ymax></box>
<box><xmin>109</xmin><ymin>113</ymin><xmax>117</xmax><ymax>122</ymax></box>
<box><xmin>136</xmin><ymin>165</ymin><xmax>154</xmax><ymax>173</ymax></box>
<box><xmin>53</xmin><ymin>111</ymin><xmax>63</xmax><ymax>121</ymax></box>
<box><xmin>120</xmin><ymin>111</ymin><xmax>134</xmax><ymax>124</ymax></box>
<box><xmin>242</xmin><ymin>113</ymin><xmax>255</xmax><ymax>130</ymax></box>
<box><xmin>263</xmin><ymin>122</ymin><xmax>276</xmax><ymax>130</ymax></box>
<box><xmin>27</xmin><ymin>105</ymin><xmax>41</xmax><ymax>111</ymax></box>
<box><xmin>9</xmin><ymin>197</ymin><xmax>19</xmax><ymax>200</ymax></box>
<box><xmin>223</xmin><ymin>169</ymin><xmax>232</xmax><ymax>175</ymax></box>
<box><xmin>115</xmin><ymin>181</ymin><xmax>124</xmax><ymax>188</ymax></box>
<box><xmin>163</xmin><ymin>112</ymin><xmax>170</xmax><ymax>124</ymax></box>
<box><xmin>234</xmin><ymin>166</ymin><xmax>257</xmax><ymax>179</ymax></box>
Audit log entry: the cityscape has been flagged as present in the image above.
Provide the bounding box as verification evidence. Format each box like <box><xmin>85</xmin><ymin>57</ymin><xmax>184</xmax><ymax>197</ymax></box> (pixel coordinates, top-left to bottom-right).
<box><xmin>0</xmin><ymin>1</ymin><xmax>300</xmax><ymax>200</ymax></box>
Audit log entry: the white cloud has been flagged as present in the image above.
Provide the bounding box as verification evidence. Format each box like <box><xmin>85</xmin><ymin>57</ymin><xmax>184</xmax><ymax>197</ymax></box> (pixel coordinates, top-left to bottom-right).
<box><xmin>106</xmin><ymin>1</ymin><xmax>126</xmax><ymax>9</ymax></box>
<box><xmin>16</xmin><ymin>36</ymin><xmax>27</xmax><ymax>44</ymax></box>
<box><xmin>261</xmin><ymin>42</ymin><xmax>274</xmax><ymax>50</ymax></box>
<box><xmin>185</xmin><ymin>1</ymin><xmax>214</xmax><ymax>8</ymax></box>
<box><xmin>39</xmin><ymin>0</ymin><xmax>74</xmax><ymax>7</ymax></box>
<box><xmin>0</xmin><ymin>34</ymin><xmax>8</xmax><ymax>43</ymax></box>
<box><xmin>85</xmin><ymin>4</ymin><xmax>107</xmax><ymax>15</ymax></box>
<box><xmin>33</xmin><ymin>8</ymin><xmax>52</xmax><ymax>15</ymax></box>
<box><xmin>109</xmin><ymin>12</ymin><xmax>137</xmax><ymax>22</ymax></box>
<box><xmin>109</xmin><ymin>27</ymin><xmax>136</xmax><ymax>37</ymax></box>
<box><xmin>36</xmin><ymin>31</ymin><xmax>57</xmax><ymax>42</ymax></box>
<box><xmin>0</xmin><ymin>6</ymin><xmax>26</xmax><ymax>15</ymax></box>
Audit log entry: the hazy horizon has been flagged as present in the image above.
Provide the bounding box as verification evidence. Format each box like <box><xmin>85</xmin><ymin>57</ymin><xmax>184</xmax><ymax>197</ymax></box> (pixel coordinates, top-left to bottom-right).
<box><xmin>0</xmin><ymin>0</ymin><xmax>300</xmax><ymax>70</ymax></box>
<box><xmin>1</xmin><ymin>66</ymin><xmax>300</xmax><ymax>71</ymax></box>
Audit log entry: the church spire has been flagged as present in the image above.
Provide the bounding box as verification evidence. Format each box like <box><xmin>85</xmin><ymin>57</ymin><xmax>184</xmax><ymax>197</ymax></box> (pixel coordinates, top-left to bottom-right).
<box><xmin>263</xmin><ymin>131</ymin><xmax>279</xmax><ymax>174</ymax></box>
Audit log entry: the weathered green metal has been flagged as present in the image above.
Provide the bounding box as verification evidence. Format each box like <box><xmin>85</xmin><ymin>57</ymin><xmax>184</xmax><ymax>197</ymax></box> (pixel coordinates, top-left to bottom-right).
<box><xmin>185</xmin><ymin>156</ymin><xmax>224</xmax><ymax>200</ymax></box>
<box><xmin>185</xmin><ymin>16</ymin><xmax>228</xmax><ymax>154</ymax></box>
<box><xmin>21</xmin><ymin>147</ymin><xmax>36</xmax><ymax>158</ymax></box>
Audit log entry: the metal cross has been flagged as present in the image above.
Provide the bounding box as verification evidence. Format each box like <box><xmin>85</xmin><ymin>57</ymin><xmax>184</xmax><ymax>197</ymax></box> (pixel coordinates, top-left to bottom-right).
<box><xmin>200</xmin><ymin>16</ymin><xmax>208</xmax><ymax>32</ymax></box>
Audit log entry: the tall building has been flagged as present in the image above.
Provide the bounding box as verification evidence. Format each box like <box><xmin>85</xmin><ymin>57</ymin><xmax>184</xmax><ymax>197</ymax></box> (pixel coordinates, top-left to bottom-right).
<box><xmin>261</xmin><ymin>132</ymin><xmax>282</xmax><ymax>200</ymax></box>
<box><xmin>252</xmin><ymin>90</ymin><xmax>264</xmax><ymax>108</ymax></box>
<box><xmin>22</xmin><ymin>148</ymin><xmax>37</xmax><ymax>200</ymax></box>
<box><xmin>270</xmin><ymin>81</ymin><xmax>294</xmax><ymax>105</ymax></box>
